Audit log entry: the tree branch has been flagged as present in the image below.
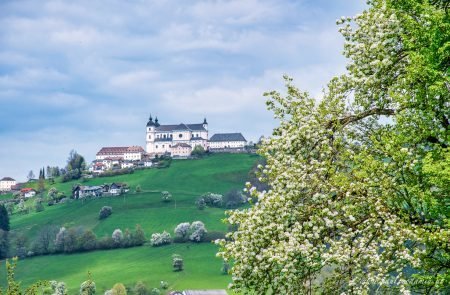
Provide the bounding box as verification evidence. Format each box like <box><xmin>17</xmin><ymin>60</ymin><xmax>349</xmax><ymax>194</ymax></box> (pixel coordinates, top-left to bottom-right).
<box><xmin>326</xmin><ymin>108</ymin><xmax>397</xmax><ymax>129</ymax></box>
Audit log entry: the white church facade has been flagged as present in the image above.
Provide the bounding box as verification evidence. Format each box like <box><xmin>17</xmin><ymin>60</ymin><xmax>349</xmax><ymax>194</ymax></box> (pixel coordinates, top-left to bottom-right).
<box><xmin>145</xmin><ymin>115</ymin><xmax>209</xmax><ymax>157</ymax></box>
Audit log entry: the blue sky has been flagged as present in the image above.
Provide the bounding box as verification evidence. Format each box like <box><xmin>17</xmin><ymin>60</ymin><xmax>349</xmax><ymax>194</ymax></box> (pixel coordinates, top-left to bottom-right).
<box><xmin>0</xmin><ymin>0</ymin><xmax>365</xmax><ymax>181</ymax></box>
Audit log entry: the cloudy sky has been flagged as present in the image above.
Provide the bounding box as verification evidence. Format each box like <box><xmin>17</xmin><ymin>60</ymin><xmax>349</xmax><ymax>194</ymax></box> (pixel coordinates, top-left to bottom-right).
<box><xmin>0</xmin><ymin>0</ymin><xmax>365</xmax><ymax>181</ymax></box>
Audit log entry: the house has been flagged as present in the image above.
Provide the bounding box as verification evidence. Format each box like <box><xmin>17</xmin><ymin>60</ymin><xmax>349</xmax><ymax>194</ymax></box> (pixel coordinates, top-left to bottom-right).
<box><xmin>0</xmin><ymin>177</ymin><xmax>16</xmax><ymax>192</ymax></box>
<box><xmin>109</xmin><ymin>183</ymin><xmax>123</xmax><ymax>195</ymax></box>
<box><xmin>121</xmin><ymin>160</ymin><xmax>134</xmax><ymax>169</ymax></box>
<box><xmin>145</xmin><ymin>115</ymin><xmax>208</xmax><ymax>157</ymax></box>
<box><xmin>171</xmin><ymin>143</ymin><xmax>192</xmax><ymax>158</ymax></box>
<box><xmin>209</xmin><ymin>133</ymin><xmax>247</xmax><ymax>150</ymax></box>
<box><xmin>72</xmin><ymin>185</ymin><xmax>103</xmax><ymax>199</ymax></box>
<box><xmin>20</xmin><ymin>188</ymin><xmax>36</xmax><ymax>198</ymax></box>
<box><xmin>96</xmin><ymin>146</ymin><xmax>146</xmax><ymax>161</ymax></box>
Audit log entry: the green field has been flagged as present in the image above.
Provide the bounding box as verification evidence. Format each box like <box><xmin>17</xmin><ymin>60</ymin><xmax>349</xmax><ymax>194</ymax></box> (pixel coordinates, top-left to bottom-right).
<box><xmin>0</xmin><ymin>153</ymin><xmax>259</xmax><ymax>293</ymax></box>
<box><xmin>2</xmin><ymin>243</ymin><xmax>230</xmax><ymax>294</ymax></box>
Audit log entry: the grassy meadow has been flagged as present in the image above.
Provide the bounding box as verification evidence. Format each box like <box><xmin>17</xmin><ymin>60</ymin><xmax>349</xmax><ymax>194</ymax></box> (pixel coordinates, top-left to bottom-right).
<box><xmin>0</xmin><ymin>153</ymin><xmax>259</xmax><ymax>293</ymax></box>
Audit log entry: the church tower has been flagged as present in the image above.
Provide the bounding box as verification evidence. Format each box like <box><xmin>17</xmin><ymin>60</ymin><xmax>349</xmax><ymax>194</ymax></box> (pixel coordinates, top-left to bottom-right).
<box><xmin>146</xmin><ymin>114</ymin><xmax>156</xmax><ymax>154</ymax></box>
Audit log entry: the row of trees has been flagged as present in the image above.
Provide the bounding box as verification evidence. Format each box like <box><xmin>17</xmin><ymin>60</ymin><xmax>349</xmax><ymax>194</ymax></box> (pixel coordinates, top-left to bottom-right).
<box><xmin>196</xmin><ymin>190</ymin><xmax>246</xmax><ymax>210</ymax></box>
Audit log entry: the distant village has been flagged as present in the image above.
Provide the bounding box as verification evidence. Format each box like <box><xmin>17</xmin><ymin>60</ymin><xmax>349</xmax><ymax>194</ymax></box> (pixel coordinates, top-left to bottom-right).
<box><xmin>0</xmin><ymin>115</ymin><xmax>253</xmax><ymax>196</ymax></box>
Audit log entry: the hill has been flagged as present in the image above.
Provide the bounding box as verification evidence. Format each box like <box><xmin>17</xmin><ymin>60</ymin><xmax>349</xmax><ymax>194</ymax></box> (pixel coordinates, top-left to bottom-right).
<box><xmin>1</xmin><ymin>153</ymin><xmax>259</xmax><ymax>293</ymax></box>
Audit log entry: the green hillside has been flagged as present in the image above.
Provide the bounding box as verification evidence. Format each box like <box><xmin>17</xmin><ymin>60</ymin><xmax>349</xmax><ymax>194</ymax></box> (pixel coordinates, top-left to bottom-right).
<box><xmin>1</xmin><ymin>153</ymin><xmax>259</xmax><ymax>293</ymax></box>
<box><xmin>3</xmin><ymin>244</ymin><xmax>230</xmax><ymax>294</ymax></box>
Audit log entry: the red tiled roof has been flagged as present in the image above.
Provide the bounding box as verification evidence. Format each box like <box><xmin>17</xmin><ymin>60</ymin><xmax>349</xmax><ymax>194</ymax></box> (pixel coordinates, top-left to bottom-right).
<box><xmin>20</xmin><ymin>188</ymin><xmax>35</xmax><ymax>193</ymax></box>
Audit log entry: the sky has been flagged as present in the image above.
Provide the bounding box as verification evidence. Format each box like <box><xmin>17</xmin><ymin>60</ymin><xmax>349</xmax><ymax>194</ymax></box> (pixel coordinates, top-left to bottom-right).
<box><xmin>0</xmin><ymin>0</ymin><xmax>366</xmax><ymax>181</ymax></box>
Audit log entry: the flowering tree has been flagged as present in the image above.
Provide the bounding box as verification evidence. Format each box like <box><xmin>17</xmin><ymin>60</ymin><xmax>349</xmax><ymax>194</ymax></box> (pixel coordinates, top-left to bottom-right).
<box><xmin>174</xmin><ymin>222</ymin><xmax>191</xmax><ymax>239</ymax></box>
<box><xmin>218</xmin><ymin>0</ymin><xmax>449</xmax><ymax>294</ymax></box>
<box><xmin>111</xmin><ymin>229</ymin><xmax>123</xmax><ymax>247</ymax></box>
<box><xmin>189</xmin><ymin>221</ymin><xmax>207</xmax><ymax>242</ymax></box>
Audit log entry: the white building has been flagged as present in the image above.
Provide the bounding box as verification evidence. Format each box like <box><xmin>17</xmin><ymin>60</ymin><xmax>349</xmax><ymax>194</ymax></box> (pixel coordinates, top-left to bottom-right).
<box><xmin>96</xmin><ymin>146</ymin><xmax>146</xmax><ymax>161</ymax></box>
<box><xmin>0</xmin><ymin>177</ymin><xmax>16</xmax><ymax>192</ymax></box>
<box><xmin>209</xmin><ymin>133</ymin><xmax>247</xmax><ymax>150</ymax></box>
<box><xmin>171</xmin><ymin>143</ymin><xmax>192</xmax><ymax>158</ymax></box>
<box><xmin>145</xmin><ymin>115</ymin><xmax>208</xmax><ymax>157</ymax></box>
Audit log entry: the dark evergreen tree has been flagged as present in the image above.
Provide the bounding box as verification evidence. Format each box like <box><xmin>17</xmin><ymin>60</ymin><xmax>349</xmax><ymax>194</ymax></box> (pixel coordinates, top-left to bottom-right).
<box><xmin>0</xmin><ymin>205</ymin><xmax>10</xmax><ymax>231</ymax></box>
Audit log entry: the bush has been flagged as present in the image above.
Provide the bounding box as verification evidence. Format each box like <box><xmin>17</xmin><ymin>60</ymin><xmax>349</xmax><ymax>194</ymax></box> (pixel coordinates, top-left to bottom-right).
<box><xmin>134</xmin><ymin>281</ymin><xmax>148</xmax><ymax>295</ymax></box>
<box><xmin>150</xmin><ymin>231</ymin><xmax>172</xmax><ymax>246</ymax></box>
<box><xmin>224</xmin><ymin>189</ymin><xmax>246</xmax><ymax>209</ymax></box>
<box><xmin>203</xmin><ymin>231</ymin><xmax>226</xmax><ymax>242</ymax></box>
<box><xmin>172</xmin><ymin>254</ymin><xmax>183</xmax><ymax>272</ymax></box>
<box><xmin>195</xmin><ymin>198</ymin><xmax>206</xmax><ymax>210</ymax></box>
<box><xmin>34</xmin><ymin>199</ymin><xmax>45</xmax><ymax>212</ymax></box>
<box><xmin>161</xmin><ymin>191</ymin><xmax>172</xmax><ymax>202</ymax></box>
<box><xmin>189</xmin><ymin>221</ymin><xmax>207</xmax><ymax>242</ymax></box>
<box><xmin>201</xmin><ymin>192</ymin><xmax>223</xmax><ymax>207</ymax></box>
<box><xmin>97</xmin><ymin>236</ymin><xmax>114</xmax><ymax>250</ymax></box>
<box><xmin>99</xmin><ymin>206</ymin><xmax>112</xmax><ymax>220</ymax></box>
<box><xmin>149</xmin><ymin>288</ymin><xmax>160</xmax><ymax>295</ymax></box>
<box><xmin>191</xmin><ymin>145</ymin><xmax>206</xmax><ymax>157</ymax></box>
<box><xmin>135</xmin><ymin>185</ymin><xmax>142</xmax><ymax>193</ymax></box>
<box><xmin>112</xmin><ymin>283</ymin><xmax>127</xmax><ymax>295</ymax></box>
<box><xmin>160</xmin><ymin>281</ymin><xmax>168</xmax><ymax>290</ymax></box>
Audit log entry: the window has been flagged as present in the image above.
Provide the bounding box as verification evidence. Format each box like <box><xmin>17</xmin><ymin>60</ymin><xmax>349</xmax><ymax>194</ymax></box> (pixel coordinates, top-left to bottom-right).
<box><xmin>162</xmin><ymin>145</ymin><xmax>165</xmax><ymax>148</ymax></box>
<box><xmin>156</xmin><ymin>145</ymin><xmax>158</xmax><ymax>148</ymax></box>
<box><xmin>179</xmin><ymin>134</ymin><xmax>183</xmax><ymax>138</ymax></box>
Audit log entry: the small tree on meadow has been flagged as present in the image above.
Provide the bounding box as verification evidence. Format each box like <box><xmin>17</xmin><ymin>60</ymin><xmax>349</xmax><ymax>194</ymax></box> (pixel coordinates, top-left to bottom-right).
<box><xmin>99</xmin><ymin>206</ymin><xmax>112</xmax><ymax>220</ymax></box>
<box><xmin>172</xmin><ymin>254</ymin><xmax>183</xmax><ymax>272</ymax></box>
<box><xmin>135</xmin><ymin>185</ymin><xmax>142</xmax><ymax>193</ymax></box>
<box><xmin>161</xmin><ymin>191</ymin><xmax>172</xmax><ymax>202</ymax></box>
<box><xmin>149</xmin><ymin>288</ymin><xmax>160</xmax><ymax>295</ymax></box>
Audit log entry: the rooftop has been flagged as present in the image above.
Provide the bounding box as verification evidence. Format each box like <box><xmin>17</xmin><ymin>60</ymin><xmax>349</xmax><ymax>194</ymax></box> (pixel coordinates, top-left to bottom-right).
<box><xmin>209</xmin><ymin>133</ymin><xmax>247</xmax><ymax>142</ymax></box>
<box><xmin>1</xmin><ymin>177</ymin><xmax>15</xmax><ymax>181</ymax></box>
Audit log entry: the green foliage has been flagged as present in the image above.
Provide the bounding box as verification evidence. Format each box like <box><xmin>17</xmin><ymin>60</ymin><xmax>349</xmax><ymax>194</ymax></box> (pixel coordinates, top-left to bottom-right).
<box><xmin>111</xmin><ymin>283</ymin><xmax>126</xmax><ymax>295</ymax></box>
<box><xmin>133</xmin><ymin>281</ymin><xmax>148</xmax><ymax>295</ymax></box>
<box><xmin>135</xmin><ymin>185</ymin><xmax>142</xmax><ymax>193</ymax></box>
<box><xmin>219</xmin><ymin>0</ymin><xmax>449</xmax><ymax>294</ymax></box>
<box><xmin>79</xmin><ymin>272</ymin><xmax>95</xmax><ymax>295</ymax></box>
<box><xmin>0</xmin><ymin>257</ymin><xmax>49</xmax><ymax>295</ymax></box>
<box><xmin>0</xmin><ymin>205</ymin><xmax>9</xmax><ymax>231</ymax></box>
<box><xmin>172</xmin><ymin>254</ymin><xmax>183</xmax><ymax>272</ymax></box>
<box><xmin>191</xmin><ymin>145</ymin><xmax>206</xmax><ymax>158</ymax></box>
<box><xmin>98</xmin><ymin>206</ymin><xmax>112</xmax><ymax>220</ymax></box>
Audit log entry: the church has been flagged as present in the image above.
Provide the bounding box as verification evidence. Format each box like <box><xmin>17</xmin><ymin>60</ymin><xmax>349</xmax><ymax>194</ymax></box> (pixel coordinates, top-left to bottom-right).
<box><xmin>145</xmin><ymin>115</ymin><xmax>209</xmax><ymax>157</ymax></box>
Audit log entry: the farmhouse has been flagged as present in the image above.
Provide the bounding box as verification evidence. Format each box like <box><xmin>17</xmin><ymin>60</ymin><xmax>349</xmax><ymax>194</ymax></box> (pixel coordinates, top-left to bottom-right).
<box><xmin>96</xmin><ymin>146</ymin><xmax>146</xmax><ymax>161</ymax></box>
<box><xmin>20</xmin><ymin>188</ymin><xmax>36</xmax><ymax>198</ymax></box>
<box><xmin>0</xmin><ymin>177</ymin><xmax>16</xmax><ymax>192</ymax></box>
<box><xmin>145</xmin><ymin>115</ymin><xmax>208</xmax><ymax>157</ymax></box>
<box><xmin>209</xmin><ymin>133</ymin><xmax>247</xmax><ymax>150</ymax></box>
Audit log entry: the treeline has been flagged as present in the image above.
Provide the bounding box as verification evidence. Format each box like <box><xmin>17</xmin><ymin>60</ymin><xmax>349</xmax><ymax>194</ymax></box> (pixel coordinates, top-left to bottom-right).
<box><xmin>10</xmin><ymin>224</ymin><xmax>146</xmax><ymax>258</ymax></box>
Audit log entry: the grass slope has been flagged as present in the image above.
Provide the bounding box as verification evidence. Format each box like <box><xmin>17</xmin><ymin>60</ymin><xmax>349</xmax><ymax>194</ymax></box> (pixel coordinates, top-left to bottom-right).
<box><xmin>1</xmin><ymin>153</ymin><xmax>258</xmax><ymax>293</ymax></box>
<box><xmin>11</xmin><ymin>153</ymin><xmax>258</xmax><ymax>240</ymax></box>
<box><xmin>1</xmin><ymin>243</ymin><xmax>229</xmax><ymax>294</ymax></box>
